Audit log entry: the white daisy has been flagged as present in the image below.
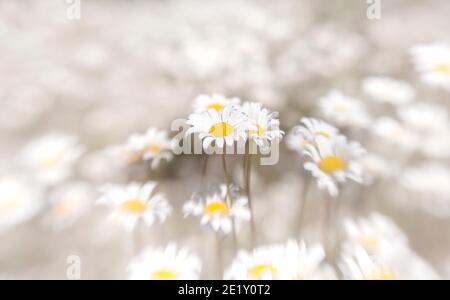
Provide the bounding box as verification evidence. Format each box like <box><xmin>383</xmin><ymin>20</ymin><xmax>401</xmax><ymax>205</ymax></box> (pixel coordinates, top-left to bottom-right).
<box><xmin>303</xmin><ymin>136</ymin><xmax>365</xmax><ymax>197</ymax></box>
<box><xmin>183</xmin><ymin>184</ymin><xmax>251</xmax><ymax>234</ymax></box>
<box><xmin>21</xmin><ymin>133</ymin><xmax>84</xmax><ymax>185</ymax></box>
<box><xmin>318</xmin><ymin>90</ymin><xmax>370</xmax><ymax>128</ymax></box>
<box><xmin>359</xmin><ymin>153</ymin><xmax>397</xmax><ymax>184</ymax></box>
<box><xmin>127</xmin><ymin>243</ymin><xmax>201</xmax><ymax>280</ymax></box>
<box><xmin>97</xmin><ymin>181</ymin><xmax>172</xmax><ymax>231</ymax></box>
<box><xmin>362</xmin><ymin>76</ymin><xmax>415</xmax><ymax>105</ymax></box>
<box><xmin>192</xmin><ymin>94</ymin><xmax>241</xmax><ymax>113</ymax></box>
<box><xmin>242</xmin><ymin>102</ymin><xmax>284</xmax><ymax>149</ymax></box>
<box><xmin>370</xmin><ymin>117</ymin><xmax>418</xmax><ymax>151</ymax></box>
<box><xmin>44</xmin><ymin>182</ymin><xmax>93</xmax><ymax>230</ymax></box>
<box><xmin>186</xmin><ymin>104</ymin><xmax>249</xmax><ymax>150</ymax></box>
<box><xmin>342</xmin><ymin>213</ymin><xmax>409</xmax><ymax>256</ymax></box>
<box><xmin>107</xmin><ymin>127</ymin><xmax>173</xmax><ymax>169</ymax></box>
<box><xmin>401</xmin><ymin>162</ymin><xmax>450</xmax><ymax>218</ymax></box>
<box><xmin>224</xmin><ymin>240</ymin><xmax>334</xmax><ymax>280</ymax></box>
<box><xmin>224</xmin><ymin>244</ymin><xmax>286</xmax><ymax>280</ymax></box>
<box><xmin>287</xmin><ymin>118</ymin><xmax>339</xmax><ymax>154</ymax></box>
<box><xmin>410</xmin><ymin>43</ymin><xmax>450</xmax><ymax>90</ymax></box>
<box><xmin>398</xmin><ymin>102</ymin><xmax>449</xmax><ymax>134</ymax></box>
<box><xmin>0</xmin><ymin>177</ymin><xmax>43</xmax><ymax>233</ymax></box>
<box><xmin>340</xmin><ymin>246</ymin><xmax>439</xmax><ymax>280</ymax></box>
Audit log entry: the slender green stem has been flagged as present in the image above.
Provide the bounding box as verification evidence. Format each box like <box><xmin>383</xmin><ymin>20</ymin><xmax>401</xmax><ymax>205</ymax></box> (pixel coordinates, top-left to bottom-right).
<box><xmin>221</xmin><ymin>152</ymin><xmax>237</xmax><ymax>249</ymax></box>
<box><xmin>215</xmin><ymin>233</ymin><xmax>223</xmax><ymax>279</ymax></box>
<box><xmin>245</xmin><ymin>153</ymin><xmax>256</xmax><ymax>246</ymax></box>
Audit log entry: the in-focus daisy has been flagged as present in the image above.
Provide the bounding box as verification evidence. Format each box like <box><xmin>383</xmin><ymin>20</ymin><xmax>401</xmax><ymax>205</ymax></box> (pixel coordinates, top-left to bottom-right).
<box><xmin>303</xmin><ymin>136</ymin><xmax>365</xmax><ymax>197</ymax></box>
<box><xmin>401</xmin><ymin>162</ymin><xmax>450</xmax><ymax>218</ymax></box>
<box><xmin>97</xmin><ymin>181</ymin><xmax>172</xmax><ymax>231</ymax></box>
<box><xmin>21</xmin><ymin>134</ymin><xmax>84</xmax><ymax>185</ymax></box>
<box><xmin>127</xmin><ymin>243</ymin><xmax>201</xmax><ymax>280</ymax></box>
<box><xmin>340</xmin><ymin>246</ymin><xmax>439</xmax><ymax>280</ymax></box>
<box><xmin>342</xmin><ymin>213</ymin><xmax>409</xmax><ymax>256</ymax></box>
<box><xmin>183</xmin><ymin>184</ymin><xmax>251</xmax><ymax>234</ymax></box>
<box><xmin>0</xmin><ymin>177</ymin><xmax>43</xmax><ymax>233</ymax></box>
<box><xmin>410</xmin><ymin>43</ymin><xmax>450</xmax><ymax>90</ymax></box>
<box><xmin>362</xmin><ymin>76</ymin><xmax>415</xmax><ymax>105</ymax></box>
<box><xmin>186</xmin><ymin>105</ymin><xmax>249</xmax><ymax>149</ymax></box>
<box><xmin>318</xmin><ymin>90</ymin><xmax>370</xmax><ymax>128</ymax></box>
<box><xmin>107</xmin><ymin>127</ymin><xmax>173</xmax><ymax>169</ymax></box>
<box><xmin>287</xmin><ymin>118</ymin><xmax>339</xmax><ymax>154</ymax></box>
<box><xmin>242</xmin><ymin>102</ymin><xmax>284</xmax><ymax>149</ymax></box>
<box><xmin>44</xmin><ymin>182</ymin><xmax>93</xmax><ymax>230</ymax></box>
<box><xmin>192</xmin><ymin>94</ymin><xmax>241</xmax><ymax>113</ymax></box>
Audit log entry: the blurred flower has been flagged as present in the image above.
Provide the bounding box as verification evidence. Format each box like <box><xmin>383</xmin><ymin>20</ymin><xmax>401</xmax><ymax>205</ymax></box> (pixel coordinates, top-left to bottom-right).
<box><xmin>342</xmin><ymin>213</ymin><xmax>409</xmax><ymax>256</ymax></box>
<box><xmin>401</xmin><ymin>162</ymin><xmax>450</xmax><ymax>218</ymax></box>
<box><xmin>0</xmin><ymin>177</ymin><xmax>43</xmax><ymax>233</ymax></box>
<box><xmin>225</xmin><ymin>240</ymin><xmax>334</xmax><ymax>280</ymax></box>
<box><xmin>44</xmin><ymin>182</ymin><xmax>94</xmax><ymax>230</ymax></box>
<box><xmin>183</xmin><ymin>184</ymin><xmax>250</xmax><ymax>234</ymax></box>
<box><xmin>370</xmin><ymin>117</ymin><xmax>418</xmax><ymax>150</ymax></box>
<box><xmin>359</xmin><ymin>153</ymin><xmax>397</xmax><ymax>184</ymax></box>
<box><xmin>340</xmin><ymin>246</ymin><xmax>439</xmax><ymax>280</ymax></box>
<box><xmin>21</xmin><ymin>134</ymin><xmax>84</xmax><ymax>185</ymax></box>
<box><xmin>97</xmin><ymin>181</ymin><xmax>172</xmax><ymax>231</ymax></box>
<box><xmin>186</xmin><ymin>104</ymin><xmax>249</xmax><ymax>149</ymax></box>
<box><xmin>127</xmin><ymin>243</ymin><xmax>201</xmax><ymax>280</ymax></box>
<box><xmin>318</xmin><ymin>90</ymin><xmax>370</xmax><ymax>128</ymax></box>
<box><xmin>303</xmin><ymin>135</ymin><xmax>365</xmax><ymax>197</ymax></box>
<box><xmin>242</xmin><ymin>102</ymin><xmax>284</xmax><ymax>149</ymax></box>
<box><xmin>410</xmin><ymin>43</ymin><xmax>450</xmax><ymax>90</ymax></box>
<box><xmin>287</xmin><ymin>118</ymin><xmax>339</xmax><ymax>154</ymax></box>
<box><xmin>362</xmin><ymin>76</ymin><xmax>415</xmax><ymax>105</ymax></box>
<box><xmin>192</xmin><ymin>94</ymin><xmax>241</xmax><ymax>113</ymax></box>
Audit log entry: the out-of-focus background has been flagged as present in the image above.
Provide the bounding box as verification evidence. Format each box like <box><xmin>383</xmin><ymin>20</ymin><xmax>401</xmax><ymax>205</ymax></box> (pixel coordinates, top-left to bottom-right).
<box><xmin>0</xmin><ymin>0</ymin><xmax>449</xmax><ymax>279</ymax></box>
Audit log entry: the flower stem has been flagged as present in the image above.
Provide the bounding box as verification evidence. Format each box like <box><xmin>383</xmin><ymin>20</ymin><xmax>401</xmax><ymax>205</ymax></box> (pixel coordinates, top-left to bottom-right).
<box><xmin>221</xmin><ymin>151</ymin><xmax>237</xmax><ymax>250</ymax></box>
<box><xmin>215</xmin><ymin>233</ymin><xmax>223</xmax><ymax>279</ymax></box>
<box><xmin>297</xmin><ymin>176</ymin><xmax>310</xmax><ymax>237</ymax></box>
<box><xmin>244</xmin><ymin>153</ymin><xmax>256</xmax><ymax>246</ymax></box>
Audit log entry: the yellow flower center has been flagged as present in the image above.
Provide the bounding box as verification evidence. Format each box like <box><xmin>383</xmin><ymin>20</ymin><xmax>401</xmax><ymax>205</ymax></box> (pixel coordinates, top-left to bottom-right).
<box><xmin>435</xmin><ymin>63</ymin><xmax>450</xmax><ymax>74</ymax></box>
<box><xmin>152</xmin><ymin>268</ymin><xmax>178</xmax><ymax>280</ymax></box>
<box><xmin>204</xmin><ymin>200</ymin><xmax>229</xmax><ymax>216</ymax></box>
<box><xmin>247</xmin><ymin>264</ymin><xmax>278</xmax><ymax>279</ymax></box>
<box><xmin>249</xmin><ymin>124</ymin><xmax>266</xmax><ymax>136</ymax></box>
<box><xmin>319</xmin><ymin>155</ymin><xmax>346</xmax><ymax>174</ymax></box>
<box><xmin>368</xmin><ymin>269</ymin><xmax>397</xmax><ymax>280</ymax></box>
<box><xmin>314</xmin><ymin>131</ymin><xmax>331</xmax><ymax>138</ymax></box>
<box><xmin>120</xmin><ymin>199</ymin><xmax>146</xmax><ymax>213</ymax></box>
<box><xmin>209</xmin><ymin>122</ymin><xmax>234</xmax><ymax>138</ymax></box>
<box><xmin>147</xmin><ymin>143</ymin><xmax>161</xmax><ymax>154</ymax></box>
<box><xmin>207</xmin><ymin>103</ymin><xmax>225</xmax><ymax>111</ymax></box>
<box><xmin>53</xmin><ymin>200</ymin><xmax>77</xmax><ymax>218</ymax></box>
<box><xmin>358</xmin><ymin>235</ymin><xmax>380</xmax><ymax>251</ymax></box>
<box><xmin>0</xmin><ymin>196</ymin><xmax>19</xmax><ymax>213</ymax></box>
<box><xmin>40</xmin><ymin>152</ymin><xmax>64</xmax><ymax>168</ymax></box>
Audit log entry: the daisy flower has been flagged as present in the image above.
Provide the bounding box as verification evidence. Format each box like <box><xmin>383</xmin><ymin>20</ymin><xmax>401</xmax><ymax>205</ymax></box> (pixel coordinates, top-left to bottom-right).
<box><xmin>398</xmin><ymin>102</ymin><xmax>449</xmax><ymax>134</ymax></box>
<box><xmin>0</xmin><ymin>177</ymin><xmax>43</xmax><ymax>233</ymax></box>
<box><xmin>318</xmin><ymin>90</ymin><xmax>370</xmax><ymax>128</ymax></box>
<box><xmin>186</xmin><ymin>104</ymin><xmax>249</xmax><ymax>150</ymax></box>
<box><xmin>370</xmin><ymin>117</ymin><xmax>418</xmax><ymax>151</ymax></box>
<box><xmin>183</xmin><ymin>184</ymin><xmax>251</xmax><ymax>234</ymax></box>
<box><xmin>224</xmin><ymin>240</ymin><xmax>334</xmax><ymax>280</ymax></box>
<box><xmin>303</xmin><ymin>135</ymin><xmax>365</xmax><ymax>197</ymax></box>
<box><xmin>107</xmin><ymin>127</ymin><xmax>173</xmax><ymax>169</ymax></box>
<box><xmin>287</xmin><ymin>118</ymin><xmax>339</xmax><ymax>154</ymax></box>
<box><xmin>44</xmin><ymin>182</ymin><xmax>93</xmax><ymax>230</ymax></box>
<box><xmin>342</xmin><ymin>213</ymin><xmax>409</xmax><ymax>256</ymax></box>
<box><xmin>97</xmin><ymin>181</ymin><xmax>172</xmax><ymax>231</ymax></box>
<box><xmin>224</xmin><ymin>244</ymin><xmax>286</xmax><ymax>280</ymax></box>
<box><xmin>340</xmin><ymin>246</ymin><xmax>439</xmax><ymax>280</ymax></box>
<box><xmin>192</xmin><ymin>94</ymin><xmax>241</xmax><ymax>113</ymax></box>
<box><xmin>21</xmin><ymin>133</ymin><xmax>84</xmax><ymax>185</ymax></box>
<box><xmin>359</xmin><ymin>153</ymin><xmax>397</xmax><ymax>184</ymax></box>
<box><xmin>242</xmin><ymin>102</ymin><xmax>284</xmax><ymax>149</ymax></box>
<box><xmin>410</xmin><ymin>43</ymin><xmax>450</xmax><ymax>90</ymax></box>
<box><xmin>127</xmin><ymin>243</ymin><xmax>201</xmax><ymax>280</ymax></box>
<box><xmin>362</xmin><ymin>76</ymin><xmax>415</xmax><ymax>105</ymax></box>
